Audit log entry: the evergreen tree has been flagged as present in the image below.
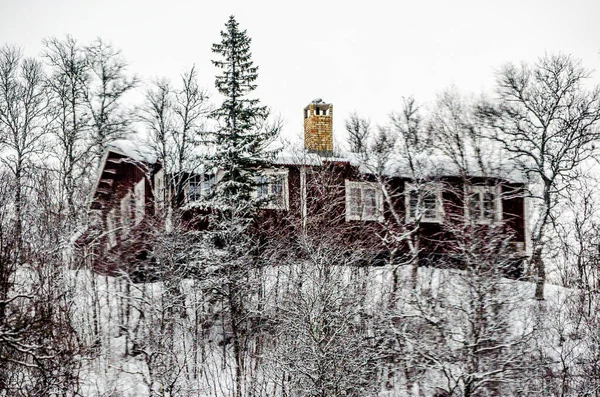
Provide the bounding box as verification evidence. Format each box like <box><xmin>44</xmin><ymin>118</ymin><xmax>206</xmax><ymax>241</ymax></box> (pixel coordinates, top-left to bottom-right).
<box><xmin>202</xmin><ymin>16</ymin><xmax>280</xmax><ymax>397</ymax></box>
<box><xmin>209</xmin><ymin>15</ymin><xmax>279</xmax><ymax>215</ymax></box>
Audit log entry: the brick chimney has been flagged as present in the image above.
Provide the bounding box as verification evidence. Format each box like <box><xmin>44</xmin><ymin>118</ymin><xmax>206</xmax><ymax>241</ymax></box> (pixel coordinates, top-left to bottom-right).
<box><xmin>304</xmin><ymin>99</ymin><xmax>333</xmax><ymax>156</ymax></box>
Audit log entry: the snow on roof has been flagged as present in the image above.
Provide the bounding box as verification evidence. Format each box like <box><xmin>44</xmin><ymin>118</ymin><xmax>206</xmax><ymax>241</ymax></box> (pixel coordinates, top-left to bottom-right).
<box><xmin>273</xmin><ymin>150</ymin><xmax>327</xmax><ymax>166</ymax></box>
<box><xmin>343</xmin><ymin>150</ymin><xmax>527</xmax><ymax>184</ymax></box>
<box><xmin>272</xmin><ymin>146</ymin><xmax>526</xmax><ymax>184</ymax></box>
<box><xmin>100</xmin><ymin>139</ymin><xmax>526</xmax><ymax>183</ymax></box>
<box><xmin>108</xmin><ymin>139</ymin><xmax>157</xmax><ymax>164</ymax></box>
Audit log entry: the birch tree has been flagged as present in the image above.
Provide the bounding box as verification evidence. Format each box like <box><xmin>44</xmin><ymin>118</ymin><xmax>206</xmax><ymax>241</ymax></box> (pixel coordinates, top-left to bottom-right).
<box><xmin>139</xmin><ymin>66</ymin><xmax>210</xmax><ymax>210</ymax></box>
<box><xmin>478</xmin><ymin>53</ymin><xmax>600</xmax><ymax>299</ymax></box>
<box><xmin>269</xmin><ymin>240</ymin><xmax>378</xmax><ymax>397</ymax></box>
<box><xmin>376</xmin><ymin>226</ymin><xmax>535</xmax><ymax>396</ymax></box>
<box><xmin>0</xmin><ymin>45</ymin><xmax>50</xmax><ymax>258</ymax></box>
<box><xmin>84</xmin><ymin>38</ymin><xmax>137</xmax><ymax>165</ymax></box>
<box><xmin>43</xmin><ymin>35</ymin><xmax>92</xmax><ymax>226</ymax></box>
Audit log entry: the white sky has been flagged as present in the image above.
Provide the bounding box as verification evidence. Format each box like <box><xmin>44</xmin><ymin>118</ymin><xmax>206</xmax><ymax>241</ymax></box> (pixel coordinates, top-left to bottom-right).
<box><xmin>1</xmin><ymin>0</ymin><xmax>600</xmax><ymax>146</ymax></box>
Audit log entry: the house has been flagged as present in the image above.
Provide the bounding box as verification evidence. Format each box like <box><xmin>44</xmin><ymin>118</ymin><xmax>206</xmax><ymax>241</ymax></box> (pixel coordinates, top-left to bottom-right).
<box><xmin>76</xmin><ymin>99</ymin><xmax>528</xmax><ymax>279</ymax></box>
<box><xmin>79</xmin><ymin>141</ymin><xmax>163</xmax><ymax>277</ymax></box>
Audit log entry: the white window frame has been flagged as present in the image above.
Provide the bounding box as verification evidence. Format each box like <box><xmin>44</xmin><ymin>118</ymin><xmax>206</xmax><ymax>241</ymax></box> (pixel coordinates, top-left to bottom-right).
<box><xmin>187</xmin><ymin>176</ymin><xmax>202</xmax><ymax>202</ymax></box>
<box><xmin>405</xmin><ymin>182</ymin><xmax>444</xmax><ymax>223</ymax></box>
<box><xmin>153</xmin><ymin>169</ymin><xmax>165</xmax><ymax>211</ymax></box>
<box><xmin>134</xmin><ymin>178</ymin><xmax>145</xmax><ymax>226</ymax></box>
<box><xmin>106</xmin><ymin>208</ymin><xmax>117</xmax><ymax>249</ymax></box>
<box><xmin>187</xmin><ymin>174</ymin><xmax>216</xmax><ymax>202</ymax></box>
<box><xmin>120</xmin><ymin>191</ymin><xmax>131</xmax><ymax>237</ymax></box>
<box><xmin>202</xmin><ymin>174</ymin><xmax>216</xmax><ymax>197</ymax></box>
<box><xmin>254</xmin><ymin>169</ymin><xmax>289</xmax><ymax>210</ymax></box>
<box><xmin>345</xmin><ymin>180</ymin><xmax>384</xmax><ymax>222</ymax></box>
<box><xmin>464</xmin><ymin>185</ymin><xmax>503</xmax><ymax>224</ymax></box>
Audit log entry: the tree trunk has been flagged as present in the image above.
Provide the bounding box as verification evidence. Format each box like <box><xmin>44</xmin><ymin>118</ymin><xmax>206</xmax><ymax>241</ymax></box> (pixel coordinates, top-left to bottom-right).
<box><xmin>533</xmin><ymin>247</ymin><xmax>545</xmax><ymax>300</ymax></box>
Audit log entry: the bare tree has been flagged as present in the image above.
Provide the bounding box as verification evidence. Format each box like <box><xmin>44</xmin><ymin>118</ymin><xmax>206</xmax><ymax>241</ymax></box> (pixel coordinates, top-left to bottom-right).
<box><xmin>376</xmin><ymin>226</ymin><xmax>535</xmax><ymax>396</ymax></box>
<box><xmin>429</xmin><ymin>88</ymin><xmax>490</xmax><ymax>178</ymax></box>
<box><xmin>43</xmin><ymin>35</ymin><xmax>92</xmax><ymax>226</ymax></box>
<box><xmin>141</xmin><ymin>78</ymin><xmax>173</xmax><ymax>171</ymax></box>
<box><xmin>139</xmin><ymin>66</ymin><xmax>210</xmax><ymax>211</ymax></box>
<box><xmin>83</xmin><ymin>38</ymin><xmax>137</xmax><ymax>165</ymax></box>
<box><xmin>268</xmin><ymin>238</ymin><xmax>378</xmax><ymax>397</ymax></box>
<box><xmin>0</xmin><ymin>45</ymin><xmax>50</xmax><ymax>258</ymax></box>
<box><xmin>478</xmin><ymin>53</ymin><xmax>600</xmax><ymax>300</ymax></box>
<box><xmin>352</xmin><ymin>98</ymin><xmax>436</xmax><ymax>289</ymax></box>
<box><xmin>345</xmin><ymin>111</ymin><xmax>371</xmax><ymax>154</ymax></box>
<box><xmin>0</xmin><ymin>167</ymin><xmax>82</xmax><ymax>395</ymax></box>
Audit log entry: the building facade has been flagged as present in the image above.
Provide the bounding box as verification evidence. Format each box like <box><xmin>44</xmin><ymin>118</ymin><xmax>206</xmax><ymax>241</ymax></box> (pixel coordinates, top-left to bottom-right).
<box><xmin>76</xmin><ymin>99</ymin><xmax>528</xmax><ymax>279</ymax></box>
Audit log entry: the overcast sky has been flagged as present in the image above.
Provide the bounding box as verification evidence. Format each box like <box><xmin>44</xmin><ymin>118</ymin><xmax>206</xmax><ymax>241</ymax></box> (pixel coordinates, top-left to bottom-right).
<box><xmin>1</xmin><ymin>0</ymin><xmax>600</xmax><ymax>146</ymax></box>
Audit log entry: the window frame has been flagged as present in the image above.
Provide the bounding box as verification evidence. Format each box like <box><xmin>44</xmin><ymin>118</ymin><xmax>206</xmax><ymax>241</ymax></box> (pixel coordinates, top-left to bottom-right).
<box><xmin>404</xmin><ymin>182</ymin><xmax>444</xmax><ymax>223</ymax></box>
<box><xmin>106</xmin><ymin>207</ymin><xmax>118</xmax><ymax>249</ymax></box>
<box><xmin>120</xmin><ymin>191</ymin><xmax>131</xmax><ymax>238</ymax></box>
<box><xmin>464</xmin><ymin>184</ymin><xmax>503</xmax><ymax>225</ymax></box>
<box><xmin>134</xmin><ymin>178</ymin><xmax>145</xmax><ymax>226</ymax></box>
<box><xmin>187</xmin><ymin>175</ymin><xmax>203</xmax><ymax>202</ymax></box>
<box><xmin>345</xmin><ymin>180</ymin><xmax>384</xmax><ymax>222</ymax></box>
<box><xmin>153</xmin><ymin>169</ymin><xmax>165</xmax><ymax>211</ymax></box>
<box><xmin>187</xmin><ymin>173</ymin><xmax>217</xmax><ymax>202</ymax></box>
<box><xmin>255</xmin><ymin>169</ymin><xmax>289</xmax><ymax>211</ymax></box>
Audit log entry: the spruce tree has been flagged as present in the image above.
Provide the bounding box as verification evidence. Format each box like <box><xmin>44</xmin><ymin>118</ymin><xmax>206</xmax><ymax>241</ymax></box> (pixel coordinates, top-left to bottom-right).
<box><xmin>209</xmin><ymin>15</ymin><xmax>278</xmax><ymax>216</ymax></box>
<box><xmin>204</xmin><ymin>16</ymin><xmax>279</xmax><ymax>397</ymax></box>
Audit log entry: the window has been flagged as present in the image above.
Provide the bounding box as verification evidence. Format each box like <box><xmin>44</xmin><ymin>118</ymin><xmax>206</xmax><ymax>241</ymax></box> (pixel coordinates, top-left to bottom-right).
<box><xmin>188</xmin><ymin>178</ymin><xmax>202</xmax><ymax>201</ymax></box>
<box><xmin>202</xmin><ymin>174</ymin><xmax>216</xmax><ymax>197</ymax></box>
<box><xmin>154</xmin><ymin>169</ymin><xmax>165</xmax><ymax>211</ymax></box>
<box><xmin>106</xmin><ymin>208</ymin><xmax>117</xmax><ymax>249</ymax></box>
<box><xmin>188</xmin><ymin>174</ymin><xmax>216</xmax><ymax>202</ymax></box>
<box><xmin>134</xmin><ymin>178</ymin><xmax>145</xmax><ymax>226</ymax></box>
<box><xmin>120</xmin><ymin>192</ymin><xmax>131</xmax><ymax>237</ymax></box>
<box><xmin>466</xmin><ymin>185</ymin><xmax>502</xmax><ymax>224</ymax></box>
<box><xmin>256</xmin><ymin>170</ymin><xmax>289</xmax><ymax>210</ymax></box>
<box><xmin>405</xmin><ymin>182</ymin><xmax>443</xmax><ymax>223</ymax></box>
<box><xmin>345</xmin><ymin>180</ymin><xmax>383</xmax><ymax>221</ymax></box>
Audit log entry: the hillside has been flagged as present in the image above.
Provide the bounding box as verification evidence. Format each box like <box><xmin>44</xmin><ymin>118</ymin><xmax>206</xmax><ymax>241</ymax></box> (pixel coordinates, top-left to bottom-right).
<box><xmin>69</xmin><ymin>263</ymin><xmax>597</xmax><ymax>397</ymax></box>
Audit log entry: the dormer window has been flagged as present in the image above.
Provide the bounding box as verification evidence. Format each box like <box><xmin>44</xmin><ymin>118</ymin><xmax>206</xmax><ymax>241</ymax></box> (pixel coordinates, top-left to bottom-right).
<box><xmin>405</xmin><ymin>182</ymin><xmax>443</xmax><ymax>223</ymax></box>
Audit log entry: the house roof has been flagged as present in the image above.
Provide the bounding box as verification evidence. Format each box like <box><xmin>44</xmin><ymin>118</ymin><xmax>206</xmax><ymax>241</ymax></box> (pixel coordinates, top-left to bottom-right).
<box><xmin>345</xmin><ymin>151</ymin><xmax>528</xmax><ymax>183</ymax></box>
<box><xmin>108</xmin><ymin>139</ymin><xmax>157</xmax><ymax>164</ymax></box>
<box><xmin>87</xmin><ymin>140</ymin><xmax>527</xmax><ymax>212</ymax></box>
<box><xmin>272</xmin><ymin>146</ymin><xmax>527</xmax><ymax>183</ymax></box>
<box><xmin>89</xmin><ymin>141</ymin><xmax>158</xmax><ymax>211</ymax></box>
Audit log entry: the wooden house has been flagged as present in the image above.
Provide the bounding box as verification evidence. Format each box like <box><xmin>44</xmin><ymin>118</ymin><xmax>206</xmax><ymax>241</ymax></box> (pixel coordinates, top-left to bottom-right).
<box><xmin>76</xmin><ymin>99</ymin><xmax>528</xmax><ymax>279</ymax></box>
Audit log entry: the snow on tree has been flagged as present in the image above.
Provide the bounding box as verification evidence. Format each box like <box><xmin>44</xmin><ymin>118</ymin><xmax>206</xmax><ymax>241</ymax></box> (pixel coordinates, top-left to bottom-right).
<box><xmin>139</xmin><ymin>66</ymin><xmax>211</xmax><ymax>211</ymax></box>
<box><xmin>208</xmin><ymin>15</ymin><xmax>280</xmax><ymax>216</ymax></box>
<box><xmin>192</xmin><ymin>15</ymin><xmax>281</xmax><ymax>397</ymax></box>
<box><xmin>43</xmin><ymin>35</ymin><xmax>93</xmax><ymax>229</ymax></box>
<box><xmin>0</xmin><ymin>50</ymin><xmax>81</xmax><ymax>392</ymax></box>
<box><xmin>83</xmin><ymin>38</ymin><xmax>137</xmax><ymax>166</ymax></box>
<box><xmin>478</xmin><ymin>54</ymin><xmax>600</xmax><ymax>300</ymax></box>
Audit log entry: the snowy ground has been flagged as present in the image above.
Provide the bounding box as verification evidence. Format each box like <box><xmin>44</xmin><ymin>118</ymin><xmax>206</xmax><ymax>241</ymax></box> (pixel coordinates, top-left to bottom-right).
<box><xmin>70</xmin><ymin>265</ymin><xmax>582</xmax><ymax>396</ymax></box>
